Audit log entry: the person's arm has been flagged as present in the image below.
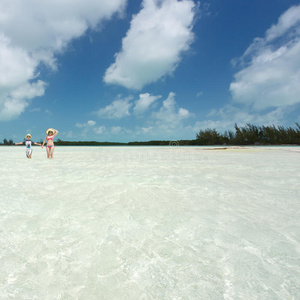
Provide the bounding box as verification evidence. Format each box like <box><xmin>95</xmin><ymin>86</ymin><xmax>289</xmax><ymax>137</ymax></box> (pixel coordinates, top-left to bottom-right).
<box><xmin>15</xmin><ymin>142</ymin><xmax>23</xmax><ymax>145</ymax></box>
<box><xmin>34</xmin><ymin>142</ymin><xmax>41</xmax><ymax>146</ymax></box>
<box><xmin>53</xmin><ymin>129</ymin><xmax>59</xmax><ymax>137</ymax></box>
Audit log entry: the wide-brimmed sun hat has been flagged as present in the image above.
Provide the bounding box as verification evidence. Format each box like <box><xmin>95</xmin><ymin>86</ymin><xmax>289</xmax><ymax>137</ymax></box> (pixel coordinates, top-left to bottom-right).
<box><xmin>46</xmin><ymin>128</ymin><xmax>55</xmax><ymax>134</ymax></box>
<box><xmin>26</xmin><ymin>134</ymin><xmax>31</xmax><ymax>138</ymax></box>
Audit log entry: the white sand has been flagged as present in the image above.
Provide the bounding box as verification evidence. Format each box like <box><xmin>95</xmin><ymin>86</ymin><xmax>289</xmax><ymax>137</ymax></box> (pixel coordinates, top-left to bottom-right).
<box><xmin>0</xmin><ymin>146</ymin><xmax>299</xmax><ymax>299</ymax></box>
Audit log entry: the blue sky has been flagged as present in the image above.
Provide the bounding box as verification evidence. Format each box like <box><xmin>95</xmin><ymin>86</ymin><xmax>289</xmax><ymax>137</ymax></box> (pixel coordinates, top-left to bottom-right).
<box><xmin>1</xmin><ymin>0</ymin><xmax>300</xmax><ymax>142</ymax></box>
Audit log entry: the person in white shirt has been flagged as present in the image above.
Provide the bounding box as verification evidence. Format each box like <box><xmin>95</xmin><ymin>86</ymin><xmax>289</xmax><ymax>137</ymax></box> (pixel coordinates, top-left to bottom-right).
<box><xmin>15</xmin><ymin>134</ymin><xmax>41</xmax><ymax>159</ymax></box>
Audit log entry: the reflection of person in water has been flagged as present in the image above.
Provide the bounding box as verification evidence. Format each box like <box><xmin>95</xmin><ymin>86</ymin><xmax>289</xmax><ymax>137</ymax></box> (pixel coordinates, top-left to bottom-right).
<box><xmin>15</xmin><ymin>134</ymin><xmax>41</xmax><ymax>159</ymax></box>
<box><xmin>42</xmin><ymin>128</ymin><xmax>59</xmax><ymax>159</ymax></box>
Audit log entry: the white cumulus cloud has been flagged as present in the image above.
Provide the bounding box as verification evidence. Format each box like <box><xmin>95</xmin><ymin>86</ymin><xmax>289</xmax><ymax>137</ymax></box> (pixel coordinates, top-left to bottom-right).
<box><xmin>96</xmin><ymin>96</ymin><xmax>133</xmax><ymax>119</ymax></box>
<box><xmin>92</xmin><ymin>91</ymin><xmax>193</xmax><ymax>139</ymax></box>
<box><xmin>153</xmin><ymin>92</ymin><xmax>193</xmax><ymax>129</ymax></box>
<box><xmin>94</xmin><ymin>126</ymin><xmax>106</xmax><ymax>135</ymax></box>
<box><xmin>0</xmin><ymin>0</ymin><xmax>127</xmax><ymax>121</ymax></box>
<box><xmin>0</xmin><ymin>80</ymin><xmax>46</xmax><ymax>121</ymax></box>
<box><xmin>111</xmin><ymin>126</ymin><xmax>122</xmax><ymax>134</ymax></box>
<box><xmin>230</xmin><ymin>5</ymin><xmax>300</xmax><ymax>110</ymax></box>
<box><xmin>193</xmin><ymin>104</ymin><xmax>290</xmax><ymax>135</ymax></box>
<box><xmin>103</xmin><ymin>0</ymin><xmax>196</xmax><ymax>89</ymax></box>
<box><xmin>133</xmin><ymin>93</ymin><xmax>161</xmax><ymax>115</ymax></box>
<box><xmin>75</xmin><ymin>120</ymin><xmax>96</xmax><ymax>128</ymax></box>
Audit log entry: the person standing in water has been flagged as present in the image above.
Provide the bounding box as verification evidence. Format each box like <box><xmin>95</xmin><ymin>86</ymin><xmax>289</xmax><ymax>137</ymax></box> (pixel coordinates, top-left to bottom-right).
<box><xmin>15</xmin><ymin>134</ymin><xmax>41</xmax><ymax>159</ymax></box>
<box><xmin>42</xmin><ymin>128</ymin><xmax>59</xmax><ymax>159</ymax></box>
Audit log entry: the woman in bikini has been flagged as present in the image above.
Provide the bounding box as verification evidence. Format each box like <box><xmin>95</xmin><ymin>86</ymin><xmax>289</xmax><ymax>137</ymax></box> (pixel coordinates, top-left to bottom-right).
<box><xmin>42</xmin><ymin>128</ymin><xmax>59</xmax><ymax>159</ymax></box>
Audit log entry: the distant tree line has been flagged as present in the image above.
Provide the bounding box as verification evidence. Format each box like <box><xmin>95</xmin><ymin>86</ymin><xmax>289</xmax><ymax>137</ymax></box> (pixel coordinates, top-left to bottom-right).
<box><xmin>195</xmin><ymin>123</ymin><xmax>300</xmax><ymax>145</ymax></box>
<box><xmin>1</xmin><ymin>123</ymin><xmax>299</xmax><ymax>146</ymax></box>
<box><xmin>55</xmin><ymin>140</ymin><xmax>128</xmax><ymax>146</ymax></box>
<box><xmin>1</xmin><ymin>138</ymin><xmax>14</xmax><ymax>145</ymax></box>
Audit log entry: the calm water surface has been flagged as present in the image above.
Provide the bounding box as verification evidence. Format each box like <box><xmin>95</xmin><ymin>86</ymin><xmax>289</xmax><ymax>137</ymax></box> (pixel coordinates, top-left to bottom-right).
<box><xmin>0</xmin><ymin>146</ymin><xmax>299</xmax><ymax>299</ymax></box>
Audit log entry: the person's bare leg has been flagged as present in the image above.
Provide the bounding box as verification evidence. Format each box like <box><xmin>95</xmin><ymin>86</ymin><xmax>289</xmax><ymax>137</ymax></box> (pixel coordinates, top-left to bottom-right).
<box><xmin>46</xmin><ymin>147</ymin><xmax>50</xmax><ymax>158</ymax></box>
<box><xmin>50</xmin><ymin>147</ymin><xmax>55</xmax><ymax>159</ymax></box>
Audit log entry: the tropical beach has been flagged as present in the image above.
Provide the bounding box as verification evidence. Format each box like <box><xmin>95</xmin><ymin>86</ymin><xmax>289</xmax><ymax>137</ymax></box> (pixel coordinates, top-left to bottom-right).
<box><xmin>0</xmin><ymin>146</ymin><xmax>299</xmax><ymax>299</ymax></box>
<box><xmin>1</xmin><ymin>0</ymin><xmax>300</xmax><ymax>299</ymax></box>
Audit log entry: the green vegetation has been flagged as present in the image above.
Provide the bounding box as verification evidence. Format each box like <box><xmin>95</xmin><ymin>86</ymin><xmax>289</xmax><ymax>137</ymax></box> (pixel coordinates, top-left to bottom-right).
<box><xmin>1</xmin><ymin>138</ymin><xmax>14</xmax><ymax>145</ymax></box>
<box><xmin>55</xmin><ymin>140</ymin><xmax>127</xmax><ymax>146</ymax></box>
<box><xmin>195</xmin><ymin>123</ymin><xmax>300</xmax><ymax>145</ymax></box>
<box><xmin>1</xmin><ymin>123</ymin><xmax>299</xmax><ymax>146</ymax></box>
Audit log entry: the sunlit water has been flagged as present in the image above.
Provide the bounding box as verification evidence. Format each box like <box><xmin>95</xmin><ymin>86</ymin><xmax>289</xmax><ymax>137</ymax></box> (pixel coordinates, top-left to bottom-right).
<box><xmin>0</xmin><ymin>146</ymin><xmax>299</xmax><ymax>299</ymax></box>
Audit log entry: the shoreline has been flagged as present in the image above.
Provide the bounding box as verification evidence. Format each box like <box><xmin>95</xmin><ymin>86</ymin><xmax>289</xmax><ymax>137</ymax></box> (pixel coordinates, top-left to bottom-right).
<box><xmin>2</xmin><ymin>143</ymin><xmax>300</xmax><ymax>147</ymax></box>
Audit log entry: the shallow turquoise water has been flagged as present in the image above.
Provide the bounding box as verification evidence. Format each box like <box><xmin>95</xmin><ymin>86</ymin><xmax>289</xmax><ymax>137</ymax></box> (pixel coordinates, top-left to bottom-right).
<box><xmin>0</xmin><ymin>146</ymin><xmax>299</xmax><ymax>299</ymax></box>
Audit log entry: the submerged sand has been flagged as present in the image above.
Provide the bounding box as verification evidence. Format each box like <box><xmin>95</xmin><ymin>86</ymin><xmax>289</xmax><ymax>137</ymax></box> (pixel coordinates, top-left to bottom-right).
<box><xmin>0</xmin><ymin>146</ymin><xmax>299</xmax><ymax>299</ymax></box>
